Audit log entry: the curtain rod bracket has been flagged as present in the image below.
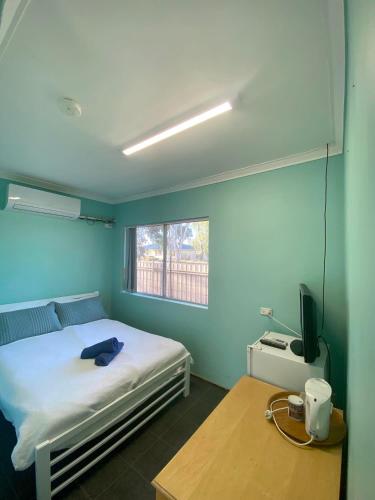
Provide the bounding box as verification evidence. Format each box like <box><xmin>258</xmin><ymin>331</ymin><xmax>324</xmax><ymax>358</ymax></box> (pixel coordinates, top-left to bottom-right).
<box><xmin>78</xmin><ymin>215</ymin><xmax>116</xmax><ymax>228</ymax></box>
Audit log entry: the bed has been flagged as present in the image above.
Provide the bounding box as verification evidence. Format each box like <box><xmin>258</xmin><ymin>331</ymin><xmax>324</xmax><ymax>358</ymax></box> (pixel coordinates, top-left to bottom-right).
<box><xmin>0</xmin><ymin>292</ymin><xmax>191</xmax><ymax>500</ymax></box>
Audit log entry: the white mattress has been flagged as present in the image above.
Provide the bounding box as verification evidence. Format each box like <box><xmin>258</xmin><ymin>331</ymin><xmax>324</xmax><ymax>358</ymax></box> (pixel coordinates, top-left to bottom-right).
<box><xmin>0</xmin><ymin>319</ymin><xmax>189</xmax><ymax>470</ymax></box>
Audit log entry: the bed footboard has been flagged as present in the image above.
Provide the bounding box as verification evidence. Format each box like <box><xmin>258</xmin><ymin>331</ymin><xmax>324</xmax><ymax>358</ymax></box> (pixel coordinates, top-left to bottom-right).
<box><xmin>34</xmin><ymin>354</ymin><xmax>191</xmax><ymax>500</ymax></box>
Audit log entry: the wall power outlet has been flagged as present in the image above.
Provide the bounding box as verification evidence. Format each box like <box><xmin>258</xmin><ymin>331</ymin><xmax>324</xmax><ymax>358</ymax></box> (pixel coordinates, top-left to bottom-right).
<box><xmin>260</xmin><ymin>307</ymin><xmax>273</xmax><ymax>316</ymax></box>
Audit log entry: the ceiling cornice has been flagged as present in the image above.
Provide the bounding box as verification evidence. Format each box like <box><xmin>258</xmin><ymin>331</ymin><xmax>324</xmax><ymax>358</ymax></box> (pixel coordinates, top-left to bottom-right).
<box><xmin>114</xmin><ymin>143</ymin><xmax>342</xmax><ymax>204</ymax></box>
<box><xmin>327</xmin><ymin>0</ymin><xmax>345</xmax><ymax>153</ymax></box>
<box><xmin>0</xmin><ymin>144</ymin><xmax>342</xmax><ymax>206</ymax></box>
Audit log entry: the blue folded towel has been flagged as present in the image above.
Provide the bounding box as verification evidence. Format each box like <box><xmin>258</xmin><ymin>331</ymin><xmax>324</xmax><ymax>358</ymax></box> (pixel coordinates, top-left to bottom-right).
<box><xmin>81</xmin><ymin>337</ymin><xmax>120</xmax><ymax>359</ymax></box>
<box><xmin>95</xmin><ymin>342</ymin><xmax>124</xmax><ymax>366</ymax></box>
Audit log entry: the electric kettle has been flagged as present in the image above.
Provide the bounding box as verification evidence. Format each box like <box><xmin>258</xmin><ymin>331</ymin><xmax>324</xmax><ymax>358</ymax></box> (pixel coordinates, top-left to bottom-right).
<box><xmin>305</xmin><ymin>378</ymin><xmax>332</xmax><ymax>441</ymax></box>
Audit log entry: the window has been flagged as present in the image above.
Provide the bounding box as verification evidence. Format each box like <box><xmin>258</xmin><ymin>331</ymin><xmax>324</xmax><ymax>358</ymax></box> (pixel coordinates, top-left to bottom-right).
<box><xmin>125</xmin><ymin>219</ymin><xmax>209</xmax><ymax>306</ymax></box>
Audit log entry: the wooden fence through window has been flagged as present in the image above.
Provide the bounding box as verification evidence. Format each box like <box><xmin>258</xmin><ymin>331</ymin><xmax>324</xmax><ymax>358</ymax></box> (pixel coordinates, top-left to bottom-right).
<box><xmin>136</xmin><ymin>259</ymin><xmax>208</xmax><ymax>305</ymax></box>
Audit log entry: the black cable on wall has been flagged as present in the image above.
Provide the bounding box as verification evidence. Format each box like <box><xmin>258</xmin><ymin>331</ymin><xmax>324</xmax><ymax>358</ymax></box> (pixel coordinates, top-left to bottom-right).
<box><xmin>319</xmin><ymin>143</ymin><xmax>331</xmax><ymax>384</ymax></box>
<box><xmin>321</xmin><ymin>143</ymin><xmax>329</xmax><ymax>332</ymax></box>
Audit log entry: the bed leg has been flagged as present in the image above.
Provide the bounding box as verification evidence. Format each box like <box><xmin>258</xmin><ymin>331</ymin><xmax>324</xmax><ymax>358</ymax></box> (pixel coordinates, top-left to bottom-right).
<box><xmin>184</xmin><ymin>357</ymin><xmax>191</xmax><ymax>397</ymax></box>
<box><xmin>35</xmin><ymin>441</ymin><xmax>51</xmax><ymax>500</ymax></box>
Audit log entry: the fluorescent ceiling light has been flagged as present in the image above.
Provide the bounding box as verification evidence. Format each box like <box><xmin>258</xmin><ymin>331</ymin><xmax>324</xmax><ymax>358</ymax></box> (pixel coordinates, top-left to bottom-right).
<box><xmin>123</xmin><ymin>101</ymin><xmax>232</xmax><ymax>156</ymax></box>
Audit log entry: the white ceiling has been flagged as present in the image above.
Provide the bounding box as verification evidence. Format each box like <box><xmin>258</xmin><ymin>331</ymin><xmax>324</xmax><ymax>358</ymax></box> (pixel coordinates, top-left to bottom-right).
<box><xmin>0</xmin><ymin>0</ymin><xmax>344</xmax><ymax>203</ymax></box>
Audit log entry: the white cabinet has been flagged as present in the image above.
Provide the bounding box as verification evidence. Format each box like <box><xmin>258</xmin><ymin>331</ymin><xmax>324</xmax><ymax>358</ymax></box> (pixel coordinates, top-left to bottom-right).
<box><xmin>247</xmin><ymin>331</ymin><xmax>328</xmax><ymax>392</ymax></box>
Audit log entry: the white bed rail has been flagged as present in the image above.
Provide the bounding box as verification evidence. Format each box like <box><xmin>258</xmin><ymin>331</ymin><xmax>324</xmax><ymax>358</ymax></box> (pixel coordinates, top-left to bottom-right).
<box><xmin>35</xmin><ymin>354</ymin><xmax>190</xmax><ymax>500</ymax></box>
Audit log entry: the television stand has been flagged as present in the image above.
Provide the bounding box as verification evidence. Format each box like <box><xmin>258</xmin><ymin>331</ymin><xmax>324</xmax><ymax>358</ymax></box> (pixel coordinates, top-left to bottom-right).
<box><xmin>290</xmin><ymin>338</ymin><xmax>321</xmax><ymax>359</ymax></box>
<box><xmin>290</xmin><ymin>338</ymin><xmax>303</xmax><ymax>356</ymax></box>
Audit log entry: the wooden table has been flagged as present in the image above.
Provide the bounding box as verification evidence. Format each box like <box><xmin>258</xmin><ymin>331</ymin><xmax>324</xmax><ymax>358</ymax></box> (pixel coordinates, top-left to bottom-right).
<box><xmin>152</xmin><ymin>376</ymin><xmax>342</xmax><ymax>500</ymax></box>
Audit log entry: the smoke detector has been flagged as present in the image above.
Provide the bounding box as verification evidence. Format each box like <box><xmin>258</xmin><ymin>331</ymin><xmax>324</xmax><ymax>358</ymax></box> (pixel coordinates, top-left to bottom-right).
<box><xmin>59</xmin><ymin>97</ymin><xmax>82</xmax><ymax>117</ymax></box>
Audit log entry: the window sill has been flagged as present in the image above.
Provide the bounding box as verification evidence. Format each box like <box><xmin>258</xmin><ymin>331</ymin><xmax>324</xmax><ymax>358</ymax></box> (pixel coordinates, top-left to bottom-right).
<box><xmin>121</xmin><ymin>290</ymin><xmax>208</xmax><ymax>310</ymax></box>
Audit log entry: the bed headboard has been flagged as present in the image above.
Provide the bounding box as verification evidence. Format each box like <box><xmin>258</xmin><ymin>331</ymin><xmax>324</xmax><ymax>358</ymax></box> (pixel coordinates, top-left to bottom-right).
<box><xmin>0</xmin><ymin>291</ymin><xmax>99</xmax><ymax>313</ymax></box>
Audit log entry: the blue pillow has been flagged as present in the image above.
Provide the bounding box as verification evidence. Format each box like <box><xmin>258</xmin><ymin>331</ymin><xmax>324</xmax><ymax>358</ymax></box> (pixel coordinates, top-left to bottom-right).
<box><xmin>55</xmin><ymin>296</ymin><xmax>108</xmax><ymax>328</ymax></box>
<box><xmin>0</xmin><ymin>302</ymin><xmax>62</xmax><ymax>346</ymax></box>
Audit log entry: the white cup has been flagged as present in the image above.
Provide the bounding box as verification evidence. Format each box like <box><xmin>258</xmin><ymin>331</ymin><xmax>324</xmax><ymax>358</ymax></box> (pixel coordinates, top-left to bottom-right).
<box><xmin>288</xmin><ymin>394</ymin><xmax>305</xmax><ymax>421</ymax></box>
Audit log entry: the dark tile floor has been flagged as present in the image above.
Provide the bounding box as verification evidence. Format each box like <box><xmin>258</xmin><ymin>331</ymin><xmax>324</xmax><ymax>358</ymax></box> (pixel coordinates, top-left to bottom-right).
<box><xmin>0</xmin><ymin>376</ymin><xmax>228</xmax><ymax>500</ymax></box>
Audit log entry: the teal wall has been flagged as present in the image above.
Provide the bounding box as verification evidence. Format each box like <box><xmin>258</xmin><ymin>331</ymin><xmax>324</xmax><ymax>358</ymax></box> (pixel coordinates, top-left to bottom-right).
<box><xmin>112</xmin><ymin>156</ymin><xmax>347</xmax><ymax>407</ymax></box>
<box><xmin>0</xmin><ymin>179</ymin><xmax>114</xmax><ymax>310</ymax></box>
<box><xmin>345</xmin><ymin>0</ymin><xmax>375</xmax><ymax>497</ymax></box>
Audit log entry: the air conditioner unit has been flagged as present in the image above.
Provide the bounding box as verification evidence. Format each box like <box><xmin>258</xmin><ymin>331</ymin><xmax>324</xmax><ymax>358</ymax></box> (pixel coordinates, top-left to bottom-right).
<box><xmin>5</xmin><ymin>184</ymin><xmax>81</xmax><ymax>219</ymax></box>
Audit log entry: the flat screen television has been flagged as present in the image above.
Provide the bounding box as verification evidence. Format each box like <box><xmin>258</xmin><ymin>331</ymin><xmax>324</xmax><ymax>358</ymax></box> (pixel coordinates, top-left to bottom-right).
<box><xmin>290</xmin><ymin>284</ymin><xmax>319</xmax><ymax>363</ymax></box>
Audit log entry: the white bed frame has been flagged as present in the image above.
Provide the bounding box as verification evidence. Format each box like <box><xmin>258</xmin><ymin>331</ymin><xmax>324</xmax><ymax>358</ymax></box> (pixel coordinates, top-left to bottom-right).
<box><xmin>0</xmin><ymin>292</ymin><xmax>191</xmax><ymax>500</ymax></box>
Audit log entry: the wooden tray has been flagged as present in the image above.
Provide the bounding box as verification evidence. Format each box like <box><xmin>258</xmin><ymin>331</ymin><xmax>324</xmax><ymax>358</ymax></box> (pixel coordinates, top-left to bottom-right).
<box><xmin>267</xmin><ymin>391</ymin><xmax>346</xmax><ymax>446</ymax></box>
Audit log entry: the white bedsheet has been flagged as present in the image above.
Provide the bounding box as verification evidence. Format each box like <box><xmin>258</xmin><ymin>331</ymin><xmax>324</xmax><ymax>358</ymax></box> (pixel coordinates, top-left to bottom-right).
<box><xmin>0</xmin><ymin>319</ymin><xmax>189</xmax><ymax>470</ymax></box>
